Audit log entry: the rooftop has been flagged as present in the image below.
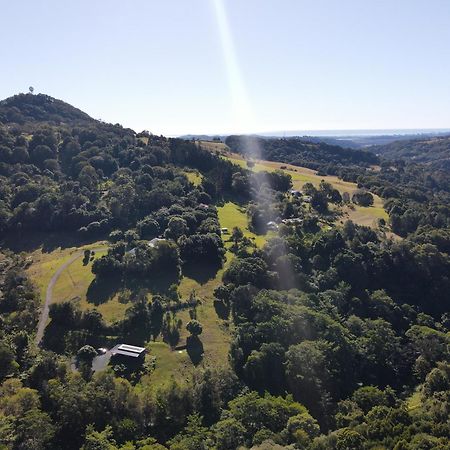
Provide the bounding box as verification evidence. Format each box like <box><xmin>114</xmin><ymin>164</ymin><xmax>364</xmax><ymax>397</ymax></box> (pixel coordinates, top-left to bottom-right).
<box><xmin>111</xmin><ymin>343</ymin><xmax>147</xmax><ymax>358</ymax></box>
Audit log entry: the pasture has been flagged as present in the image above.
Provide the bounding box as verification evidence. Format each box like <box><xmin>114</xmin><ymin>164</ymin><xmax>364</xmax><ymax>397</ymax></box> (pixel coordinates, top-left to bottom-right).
<box><xmin>207</xmin><ymin>143</ymin><xmax>388</xmax><ymax>229</ymax></box>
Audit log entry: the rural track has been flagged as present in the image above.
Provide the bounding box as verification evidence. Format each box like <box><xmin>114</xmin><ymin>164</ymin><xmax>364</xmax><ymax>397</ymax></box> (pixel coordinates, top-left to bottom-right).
<box><xmin>35</xmin><ymin>247</ymin><xmax>107</xmax><ymax>346</ymax></box>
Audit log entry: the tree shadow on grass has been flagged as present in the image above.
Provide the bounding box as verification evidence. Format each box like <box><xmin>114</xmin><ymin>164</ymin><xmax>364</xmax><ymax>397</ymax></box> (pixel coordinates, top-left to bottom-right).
<box><xmin>186</xmin><ymin>335</ymin><xmax>204</xmax><ymax>366</ymax></box>
<box><xmin>0</xmin><ymin>230</ymin><xmax>105</xmax><ymax>254</ymax></box>
<box><xmin>182</xmin><ymin>260</ymin><xmax>222</xmax><ymax>285</ymax></box>
<box><xmin>138</xmin><ymin>270</ymin><xmax>181</xmax><ymax>296</ymax></box>
<box><xmin>86</xmin><ymin>277</ymin><xmax>122</xmax><ymax>306</ymax></box>
<box><xmin>213</xmin><ymin>299</ymin><xmax>230</xmax><ymax>320</ymax></box>
<box><xmin>86</xmin><ymin>268</ymin><xmax>180</xmax><ymax>308</ymax></box>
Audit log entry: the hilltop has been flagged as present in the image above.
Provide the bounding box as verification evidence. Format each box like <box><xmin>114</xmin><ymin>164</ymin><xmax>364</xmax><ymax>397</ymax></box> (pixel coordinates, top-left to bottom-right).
<box><xmin>0</xmin><ymin>92</ymin><xmax>95</xmax><ymax>126</ymax></box>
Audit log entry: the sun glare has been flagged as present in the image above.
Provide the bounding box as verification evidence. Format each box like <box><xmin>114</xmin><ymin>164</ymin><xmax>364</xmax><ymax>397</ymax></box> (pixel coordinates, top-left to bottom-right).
<box><xmin>212</xmin><ymin>0</ymin><xmax>256</xmax><ymax>134</ymax></box>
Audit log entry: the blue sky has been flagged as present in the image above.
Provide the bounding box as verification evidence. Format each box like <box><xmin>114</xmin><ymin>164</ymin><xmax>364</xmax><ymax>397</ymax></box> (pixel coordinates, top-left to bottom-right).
<box><xmin>1</xmin><ymin>0</ymin><xmax>450</xmax><ymax>135</ymax></box>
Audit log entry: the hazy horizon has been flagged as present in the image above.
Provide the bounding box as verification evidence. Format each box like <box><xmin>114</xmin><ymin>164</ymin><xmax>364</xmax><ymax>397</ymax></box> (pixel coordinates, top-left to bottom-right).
<box><xmin>176</xmin><ymin>127</ymin><xmax>450</xmax><ymax>138</ymax></box>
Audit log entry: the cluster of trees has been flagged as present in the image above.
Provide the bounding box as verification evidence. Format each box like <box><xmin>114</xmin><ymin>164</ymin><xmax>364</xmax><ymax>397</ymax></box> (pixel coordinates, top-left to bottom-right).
<box><xmin>92</xmin><ymin>240</ymin><xmax>181</xmax><ymax>280</ymax></box>
<box><xmin>0</xmin><ymin>93</ymin><xmax>94</xmax><ymax>125</ymax></box>
<box><xmin>0</xmin><ymin>252</ymin><xmax>40</xmax><ymax>384</ymax></box>
<box><xmin>353</xmin><ymin>161</ymin><xmax>450</xmax><ymax>236</ymax></box>
<box><xmin>209</xmin><ymin>220</ymin><xmax>449</xmax><ymax>447</ymax></box>
<box><xmin>225</xmin><ymin>132</ymin><xmax>450</xmax><ymax>239</ymax></box>
<box><xmin>0</xmin><ymin>97</ymin><xmax>255</xmax><ymax>237</ymax></box>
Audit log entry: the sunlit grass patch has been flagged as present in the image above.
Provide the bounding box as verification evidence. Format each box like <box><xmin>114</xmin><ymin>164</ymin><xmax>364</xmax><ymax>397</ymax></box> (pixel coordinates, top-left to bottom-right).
<box><xmin>184</xmin><ymin>170</ymin><xmax>203</xmax><ymax>186</ymax></box>
<box><xmin>142</xmin><ymin>341</ymin><xmax>193</xmax><ymax>387</ymax></box>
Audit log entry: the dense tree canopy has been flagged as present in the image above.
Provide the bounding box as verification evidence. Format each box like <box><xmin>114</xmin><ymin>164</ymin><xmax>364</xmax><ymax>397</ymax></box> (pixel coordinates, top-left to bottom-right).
<box><xmin>0</xmin><ymin>94</ymin><xmax>448</xmax><ymax>450</ymax></box>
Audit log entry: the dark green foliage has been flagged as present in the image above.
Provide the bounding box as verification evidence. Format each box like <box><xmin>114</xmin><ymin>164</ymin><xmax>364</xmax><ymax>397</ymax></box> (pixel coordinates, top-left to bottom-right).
<box><xmin>225</xmin><ymin>135</ymin><xmax>379</xmax><ymax>172</ymax></box>
<box><xmin>371</xmin><ymin>134</ymin><xmax>450</xmax><ymax>169</ymax></box>
<box><xmin>352</xmin><ymin>190</ymin><xmax>374</xmax><ymax>207</ymax></box>
<box><xmin>1</xmin><ymin>94</ymin><xmax>449</xmax><ymax>450</ymax></box>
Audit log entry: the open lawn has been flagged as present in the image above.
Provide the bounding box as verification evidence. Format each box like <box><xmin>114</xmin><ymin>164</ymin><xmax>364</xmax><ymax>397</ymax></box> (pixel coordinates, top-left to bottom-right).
<box><xmin>50</xmin><ymin>249</ymin><xmax>131</xmax><ymax>323</ymax></box>
<box><xmin>218</xmin><ymin>201</ymin><xmax>273</xmax><ymax>248</ymax></box>
<box><xmin>142</xmin><ymin>341</ymin><xmax>193</xmax><ymax>387</ymax></box>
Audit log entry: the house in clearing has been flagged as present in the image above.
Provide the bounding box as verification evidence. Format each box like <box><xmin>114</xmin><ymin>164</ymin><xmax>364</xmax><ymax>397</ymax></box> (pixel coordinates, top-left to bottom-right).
<box><xmin>110</xmin><ymin>344</ymin><xmax>147</xmax><ymax>363</ymax></box>
<box><xmin>148</xmin><ymin>237</ymin><xmax>166</xmax><ymax>248</ymax></box>
<box><xmin>127</xmin><ymin>238</ymin><xmax>166</xmax><ymax>256</ymax></box>
<box><xmin>282</xmin><ymin>218</ymin><xmax>303</xmax><ymax>226</ymax></box>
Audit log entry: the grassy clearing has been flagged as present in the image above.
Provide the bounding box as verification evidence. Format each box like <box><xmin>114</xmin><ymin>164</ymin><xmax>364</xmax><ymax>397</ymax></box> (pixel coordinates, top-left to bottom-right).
<box><xmin>184</xmin><ymin>170</ymin><xmax>203</xmax><ymax>186</ymax></box>
<box><xmin>197</xmin><ymin>140</ymin><xmax>228</xmax><ymax>153</ymax></box>
<box><xmin>221</xmin><ymin>151</ymin><xmax>389</xmax><ymax>229</ymax></box>
<box><xmin>143</xmin><ymin>201</ymin><xmax>271</xmax><ymax>388</ymax></box>
<box><xmin>407</xmin><ymin>388</ymin><xmax>423</xmax><ymax>412</ymax></box>
<box><xmin>345</xmin><ymin>203</ymin><xmax>388</xmax><ymax>227</ymax></box>
<box><xmin>142</xmin><ymin>341</ymin><xmax>192</xmax><ymax>387</ymax></box>
<box><xmin>52</xmin><ymin>249</ymin><xmax>106</xmax><ymax>302</ymax></box>
<box><xmin>50</xmin><ymin>249</ymin><xmax>130</xmax><ymax>323</ymax></box>
<box><xmin>27</xmin><ymin>241</ymin><xmax>106</xmax><ymax>302</ymax></box>
<box><xmin>218</xmin><ymin>201</ymin><xmax>273</xmax><ymax>248</ymax></box>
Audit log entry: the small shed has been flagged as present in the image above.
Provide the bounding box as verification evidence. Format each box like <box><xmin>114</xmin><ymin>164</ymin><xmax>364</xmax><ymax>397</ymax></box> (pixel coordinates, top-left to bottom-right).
<box><xmin>282</xmin><ymin>218</ymin><xmax>303</xmax><ymax>226</ymax></box>
<box><xmin>110</xmin><ymin>344</ymin><xmax>147</xmax><ymax>362</ymax></box>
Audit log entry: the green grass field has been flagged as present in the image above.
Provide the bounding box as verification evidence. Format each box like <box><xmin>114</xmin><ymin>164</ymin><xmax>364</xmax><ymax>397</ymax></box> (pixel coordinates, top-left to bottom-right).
<box><xmin>218</xmin><ymin>201</ymin><xmax>273</xmax><ymax>248</ymax></box>
<box><xmin>27</xmin><ymin>241</ymin><xmax>106</xmax><ymax>302</ymax></box>
<box><xmin>50</xmin><ymin>249</ymin><xmax>131</xmax><ymax>323</ymax></box>
<box><xmin>142</xmin><ymin>341</ymin><xmax>192</xmax><ymax>387</ymax></box>
<box><xmin>184</xmin><ymin>170</ymin><xmax>203</xmax><ymax>186</ymax></box>
<box><xmin>219</xmin><ymin>150</ymin><xmax>388</xmax><ymax>229</ymax></box>
<box><xmin>407</xmin><ymin>388</ymin><xmax>423</xmax><ymax>412</ymax></box>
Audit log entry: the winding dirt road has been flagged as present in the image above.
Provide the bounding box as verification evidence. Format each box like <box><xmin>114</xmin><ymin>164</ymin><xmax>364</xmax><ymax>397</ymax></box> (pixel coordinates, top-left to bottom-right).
<box><xmin>34</xmin><ymin>246</ymin><xmax>107</xmax><ymax>346</ymax></box>
<box><xmin>35</xmin><ymin>251</ymin><xmax>83</xmax><ymax>345</ymax></box>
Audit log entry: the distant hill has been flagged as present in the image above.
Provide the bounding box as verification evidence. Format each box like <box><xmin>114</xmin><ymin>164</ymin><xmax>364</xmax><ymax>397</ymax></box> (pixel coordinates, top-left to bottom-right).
<box><xmin>0</xmin><ymin>93</ymin><xmax>95</xmax><ymax>125</ymax></box>
<box><xmin>180</xmin><ymin>130</ymin><xmax>450</xmax><ymax>149</ymax></box>
<box><xmin>370</xmin><ymin>135</ymin><xmax>450</xmax><ymax>169</ymax></box>
<box><xmin>225</xmin><ymin>134</ymin><xmax>379</xmax><ymax>173</ymax></box>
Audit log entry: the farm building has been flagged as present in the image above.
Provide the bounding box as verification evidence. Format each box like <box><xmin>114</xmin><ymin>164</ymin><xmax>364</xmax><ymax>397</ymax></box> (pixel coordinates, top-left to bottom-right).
<box><xmin>282</xmin><ymin>218</ymin><xmax>303</xmax><ymax>226</ymax></box>
<box><xmin>110</xmin><ymin>344</ymin><xmax>147</xmax><ymax>362</ymax></box>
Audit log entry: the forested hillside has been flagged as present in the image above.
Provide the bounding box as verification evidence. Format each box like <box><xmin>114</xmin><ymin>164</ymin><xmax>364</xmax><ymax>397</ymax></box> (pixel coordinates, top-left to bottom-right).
<box><xmin>0</xmin><ymin>94</ymin><xmax>448</xmax><ymax>450</ymax></box>
<box><xmin>370</xmin><ymin>135</ymin><xmax>450</xmax><ymax>169</ymax></box>
<box><xmin>225</xmin><ymin>135</ymin><xmax>379</xmax><ymax>173</ymax></box>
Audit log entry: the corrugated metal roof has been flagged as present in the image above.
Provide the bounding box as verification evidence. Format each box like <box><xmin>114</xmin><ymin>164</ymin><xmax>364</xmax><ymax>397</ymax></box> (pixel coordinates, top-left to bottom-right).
<box><xmin>110</xmin><ymin>343</ymin><xmax>147</xmax><ymax>358</ymax></box>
